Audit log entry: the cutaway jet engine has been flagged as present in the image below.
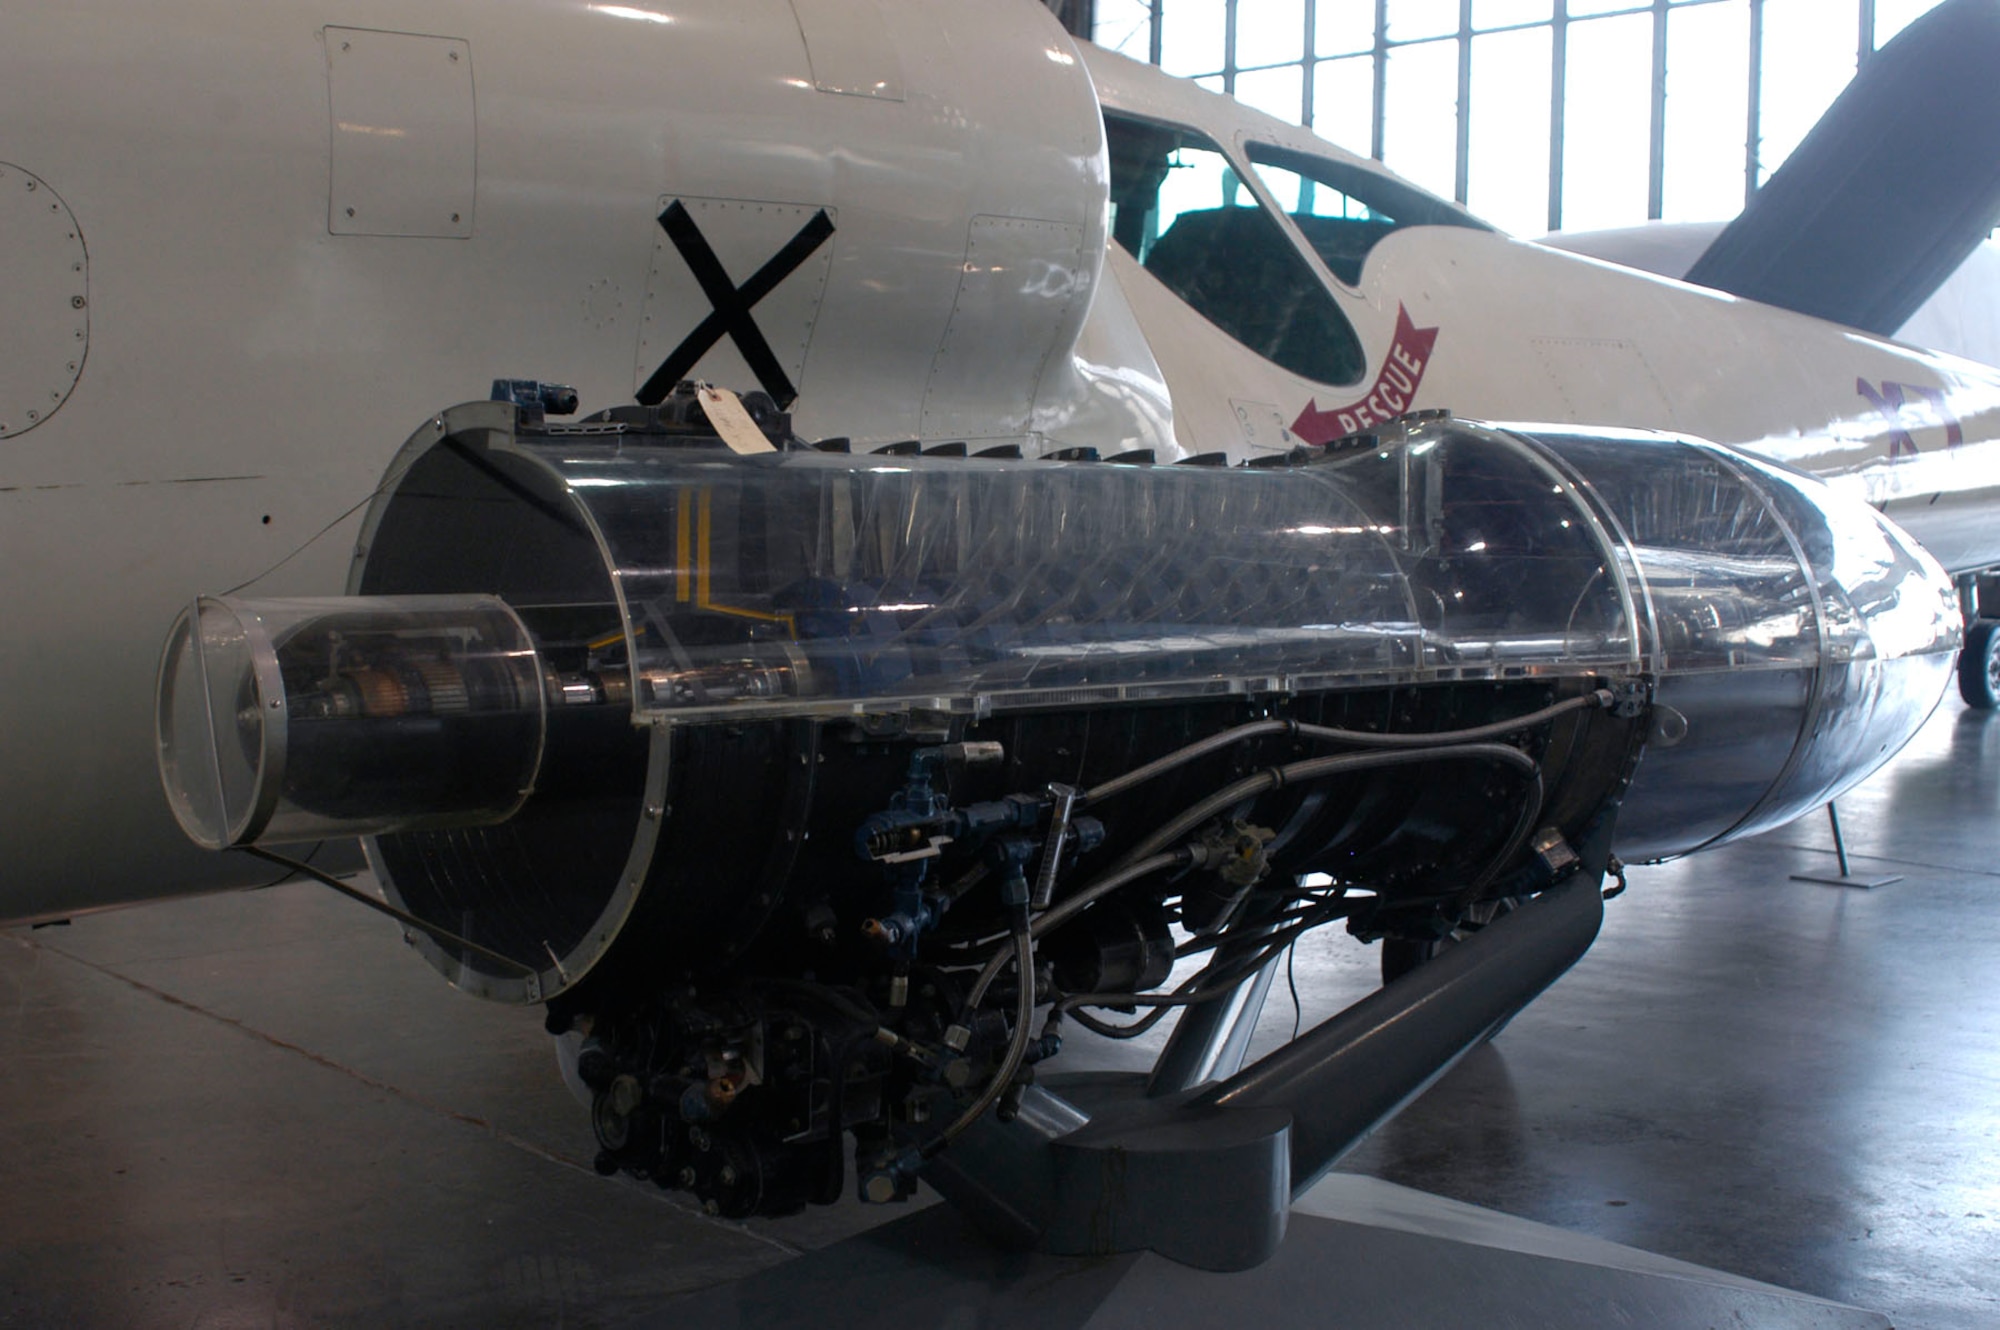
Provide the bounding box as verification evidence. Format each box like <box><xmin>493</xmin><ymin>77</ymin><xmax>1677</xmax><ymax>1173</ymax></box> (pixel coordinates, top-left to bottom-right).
<box><xmin>155</xmin><ymin>392</ymin><xmax>1956</xmax><ymax>1256</ymax></box>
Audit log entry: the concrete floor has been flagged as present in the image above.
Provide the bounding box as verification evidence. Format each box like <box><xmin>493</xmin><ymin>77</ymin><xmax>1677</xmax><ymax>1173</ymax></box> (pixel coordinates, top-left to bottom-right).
<box><xmin>2</xmin><ymin>696</ymin><xmax>1996</xmax><ymax>1328</ymax></box>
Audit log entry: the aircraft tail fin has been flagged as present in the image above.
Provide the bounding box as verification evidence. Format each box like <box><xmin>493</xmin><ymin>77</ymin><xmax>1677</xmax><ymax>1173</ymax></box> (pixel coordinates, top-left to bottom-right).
<box><xmin>1683</xmin><ymin>0</ymin><xmax>2000</xmax><ymax>336</ymax></box>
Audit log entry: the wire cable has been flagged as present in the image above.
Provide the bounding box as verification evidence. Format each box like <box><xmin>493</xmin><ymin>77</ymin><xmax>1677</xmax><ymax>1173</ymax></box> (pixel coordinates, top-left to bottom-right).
<box><xmin>235</xmin><ymin>845</ymin><xmax>539</xmax><ymax>977</ymax></box>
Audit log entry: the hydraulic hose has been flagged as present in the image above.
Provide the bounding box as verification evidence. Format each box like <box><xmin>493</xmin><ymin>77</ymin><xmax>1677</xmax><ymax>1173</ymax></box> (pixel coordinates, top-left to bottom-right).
<box><xmin>1080</xmin><ymin>690</ymin><xmax>1608</xmax><ymax>806</ymax></box>
<box><xmin>1108</xmin><ymin>742</ymin><xmax>1541</xmax><ymax>875</ymax></box>
<box><xmin>964</xmin><ymin>856</ymin><xmax>1184</xmax><ymax>1012</ymax></box>
<box><xmin>929</xmin><ymin>926</ymin><xmax>1036</xmax><ymax>1154</ymax></box>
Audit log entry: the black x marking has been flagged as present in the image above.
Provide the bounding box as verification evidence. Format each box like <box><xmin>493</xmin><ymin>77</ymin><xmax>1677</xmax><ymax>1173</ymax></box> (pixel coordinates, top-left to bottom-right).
<box><xmin>637</xmin><ymin>201</ymin><xmax>836</xmax><ymax>409</ymax></box>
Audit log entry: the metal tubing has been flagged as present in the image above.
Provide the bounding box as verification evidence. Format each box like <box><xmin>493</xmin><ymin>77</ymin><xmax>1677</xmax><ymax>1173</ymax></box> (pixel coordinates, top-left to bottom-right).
<box><xmin>1192</xmin><ymin>873</ymin><xmax>1604</xmax><ymax>1198</ymax></box>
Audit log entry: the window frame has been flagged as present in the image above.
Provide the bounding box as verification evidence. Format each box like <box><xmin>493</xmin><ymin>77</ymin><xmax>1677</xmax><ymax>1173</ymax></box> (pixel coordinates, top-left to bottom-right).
<box><xmin>1104</xmin><ymin>108</ymin><xmax>1375</xmax><ymax>388</ymax></box>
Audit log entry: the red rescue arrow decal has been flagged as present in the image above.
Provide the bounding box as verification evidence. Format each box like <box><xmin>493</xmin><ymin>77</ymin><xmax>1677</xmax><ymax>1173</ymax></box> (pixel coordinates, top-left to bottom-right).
<box><xmin>1292</xmin><ymin>304</ymin><xmax>1440</xmax><ymax>446</ymax></box>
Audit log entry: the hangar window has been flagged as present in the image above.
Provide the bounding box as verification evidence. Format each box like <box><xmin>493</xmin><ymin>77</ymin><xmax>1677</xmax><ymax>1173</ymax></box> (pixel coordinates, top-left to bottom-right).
<box><xmin>1105</xmin><ymin>112</ymin><xmax>1366</xmax><ymax>386</ymax></box>
<box><xmin>1245</xmin><ymin>142</ymin><xmax>1492</xmax><ymax>286</ymax></box>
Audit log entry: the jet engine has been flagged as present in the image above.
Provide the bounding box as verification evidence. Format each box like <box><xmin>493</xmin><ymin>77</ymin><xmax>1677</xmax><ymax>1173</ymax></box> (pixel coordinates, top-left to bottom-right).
<box><xmin>155</xmin><ymin>393</ymin><xmax>1957</xmax><ymax>1226</ymax></box>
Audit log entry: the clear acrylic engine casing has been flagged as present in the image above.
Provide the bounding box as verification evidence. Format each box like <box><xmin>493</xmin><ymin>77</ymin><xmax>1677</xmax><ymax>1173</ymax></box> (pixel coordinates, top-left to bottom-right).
<box><xmin>156</xmin><ymin>594</ymin><xmax>545</xmax><ymax>850</ymax></box>
<box><xmin>154</xmin><ymin>404</ymin><xmax>1959</xmax><ymax>1001</ymax></box>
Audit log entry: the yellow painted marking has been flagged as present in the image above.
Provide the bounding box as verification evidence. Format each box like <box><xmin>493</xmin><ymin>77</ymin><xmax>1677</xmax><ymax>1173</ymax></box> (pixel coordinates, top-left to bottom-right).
<box><xmin>675</xmin><ymin>488</ymin><xmax>692</xmax><ymax>603</ymax></box>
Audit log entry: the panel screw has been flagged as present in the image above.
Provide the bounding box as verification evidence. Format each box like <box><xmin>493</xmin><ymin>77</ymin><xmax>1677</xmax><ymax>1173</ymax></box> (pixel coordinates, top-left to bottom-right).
<box><xmin>450</xmin><ymin>212</ymin><xmax>461</xmax><ymax>224</ymax></box>
<box><xmin>26</xmin><ymin>411</ymin><xmax>38</xmax><ymax>422</ymax></box>
<box><xmin>449</xmin><ymin>50</ymin><xmax>460</xmax><ymax>61</ymax></box>
<box><xmin>70</xmin><ymin>295</ymin><xmax>85</xmax><ymax>309</ymax></box>
<box><xmin>345</xmin><ymin>207</ymin><xmax>356</xmax><ymax>218</ymax></box>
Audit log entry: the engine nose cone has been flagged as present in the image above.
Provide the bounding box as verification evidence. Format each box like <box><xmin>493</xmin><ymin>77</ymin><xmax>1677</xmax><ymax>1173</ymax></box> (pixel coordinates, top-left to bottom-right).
<box><xmin>1523</xmin><ymin>429</ymin><xmax>1961</xmax><ymax>862</ymax></box>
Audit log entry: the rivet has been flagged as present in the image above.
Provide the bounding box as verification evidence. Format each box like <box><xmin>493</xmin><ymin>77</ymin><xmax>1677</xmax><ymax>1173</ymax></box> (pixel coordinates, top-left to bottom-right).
<box><xmin>26</xmin><ymin>410</ymin><xmax>38</xmax><ymax>422</ymax></box>
<box><xmin>70</xmin><ymin>295</ymin><xmax>85</xmax><ymax>309</ymax></box>
<box><xmin>345</xmin><ymin>207</ymin><xmax>356</xmax><ymax>218</ymax></box>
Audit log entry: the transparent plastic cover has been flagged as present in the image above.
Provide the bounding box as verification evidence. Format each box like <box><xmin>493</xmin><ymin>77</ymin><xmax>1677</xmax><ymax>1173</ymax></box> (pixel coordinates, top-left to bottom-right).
<box><xmin>356</xmin><ymin>426</ymin><xmax>1643</xmax><ymax>723</ymax></box>
<box><xmin>156</xmin><ymin>595</ymin><xmax>546</xmax><ymax>848</ymax></box>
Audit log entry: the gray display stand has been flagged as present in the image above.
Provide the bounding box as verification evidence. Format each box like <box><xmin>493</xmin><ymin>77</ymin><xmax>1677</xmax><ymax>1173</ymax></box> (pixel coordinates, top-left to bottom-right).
<box><xmin>622</xmin><ymin>1174</ymin><xmax>1889</xmax><ymax>1330</ymax></box>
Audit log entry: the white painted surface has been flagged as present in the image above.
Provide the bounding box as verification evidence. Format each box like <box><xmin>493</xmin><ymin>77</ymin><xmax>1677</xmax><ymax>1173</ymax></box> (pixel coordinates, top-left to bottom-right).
<box><xmin>0</xmin><ymin>164</ymin><xmax>88</xmax><ymax>439</ymax></box>
<box><xmin>3</xmin><ymin>2</ymin><xmax>1997</xmax><ymax>926</ymax></box>
<box><xmin>326</xmin><ymin>28</ymin><xmax>477</xmax><ymax>238</ymax></box>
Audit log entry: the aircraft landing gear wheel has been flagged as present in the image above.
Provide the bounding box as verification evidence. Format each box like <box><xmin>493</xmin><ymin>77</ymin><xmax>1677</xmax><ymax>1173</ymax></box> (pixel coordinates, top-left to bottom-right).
<box><xmin>1960</xmin><ymin>619</ymin><xmax>2000</xmax><ymax>710</ymax></box>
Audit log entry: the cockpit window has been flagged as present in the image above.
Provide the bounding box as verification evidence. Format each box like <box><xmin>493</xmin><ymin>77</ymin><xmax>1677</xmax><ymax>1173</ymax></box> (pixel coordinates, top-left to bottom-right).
<box><xmin>1105</xmin><ymin>112</ymin><xmax>1365</xmax><ymax>386</ymax></box>
<box><xmin>1246</xmin><ymin>142</ymin><xmax>1493</xmax><ymax>287</ymax></box>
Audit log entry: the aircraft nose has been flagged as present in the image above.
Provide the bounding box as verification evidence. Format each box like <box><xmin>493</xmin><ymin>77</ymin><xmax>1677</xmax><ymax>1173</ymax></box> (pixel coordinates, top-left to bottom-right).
<box><xmin>1524</xmin><ymin>429</ymin><xmax>1963</xmax><ymax>861</ymax></box>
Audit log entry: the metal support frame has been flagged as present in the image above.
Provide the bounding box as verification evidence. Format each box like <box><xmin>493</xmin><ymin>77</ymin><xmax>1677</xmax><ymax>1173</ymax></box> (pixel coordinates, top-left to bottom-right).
<box><xmin>1789</xmin><ymin>801</ymin><xmax>1903</xmax><ymax>890</ymax></box>
<box><xmin>1746</xmin><ymin>0</ymin><xmax>1764</xmax><ymax>204</ymax></box>
<box><xmin>1647</xmin><ymin>0</ymin><xmax>1669</xmax><ymax>219</ymax></box>
<box><xmin>1095</xmin><ymin>0</ymin><xmax>1893</xmax><ymax>236</ymax></box>
<box><xmin>1371</xmin><ymin>0</ymin><xmax>1389</xmax><ymax>163</ymax></box>
<box><xmin>1550</xmin><ymin>0</ymin><xmax>1569</xmax><ymax>231</ymax></box>
<box><xmin>921</xmin><ymin>867</ymin><xmax>1609</xmax><ymax>1271</ymax></box>
<box><xmin>1454</xmin><ymin>0</ymin><xmax>1474</xmax><ymax>206</ymax></box>
<box><xmin>1144</xmin><ymin>952</ymin><xmax>1281</xmax><ymax>1097</ymax></box>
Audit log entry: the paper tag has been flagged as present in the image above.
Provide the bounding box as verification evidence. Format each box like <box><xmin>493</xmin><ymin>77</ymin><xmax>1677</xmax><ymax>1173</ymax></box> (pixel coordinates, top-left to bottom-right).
<box><xmin>697</xmin><ymin>384</ymin><xmax>777</xmax><ymax>455</ymax></box>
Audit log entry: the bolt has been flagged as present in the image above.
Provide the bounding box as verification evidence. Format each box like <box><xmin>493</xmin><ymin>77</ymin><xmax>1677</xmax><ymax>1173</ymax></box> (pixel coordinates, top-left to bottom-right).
<box><xmin>677</xmin><ymin>1166</ymin><xmax>697</xmax><ymax>1187</ymax></box>
<box><xmin>717</xmin><ymin>1165</ymin><xmax>737</xmax><ymax>1186</ymax></box>
<box><xmin>703</xmin><ymin>1198</ymin><xmax>720</xmax><ymax>1216</ymax></box>
<box><xmin>862</xmin><ymin>1174</ymin><xmax>899</xmax><ymax>1204</ymax></box>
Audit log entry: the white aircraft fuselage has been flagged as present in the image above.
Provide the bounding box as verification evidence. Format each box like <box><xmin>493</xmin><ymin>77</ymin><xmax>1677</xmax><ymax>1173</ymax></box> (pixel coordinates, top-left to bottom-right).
<box><xmin>0</xmin><ymin>0</ymin><xmax>1990</xmax><ymax>927</ymax></box>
